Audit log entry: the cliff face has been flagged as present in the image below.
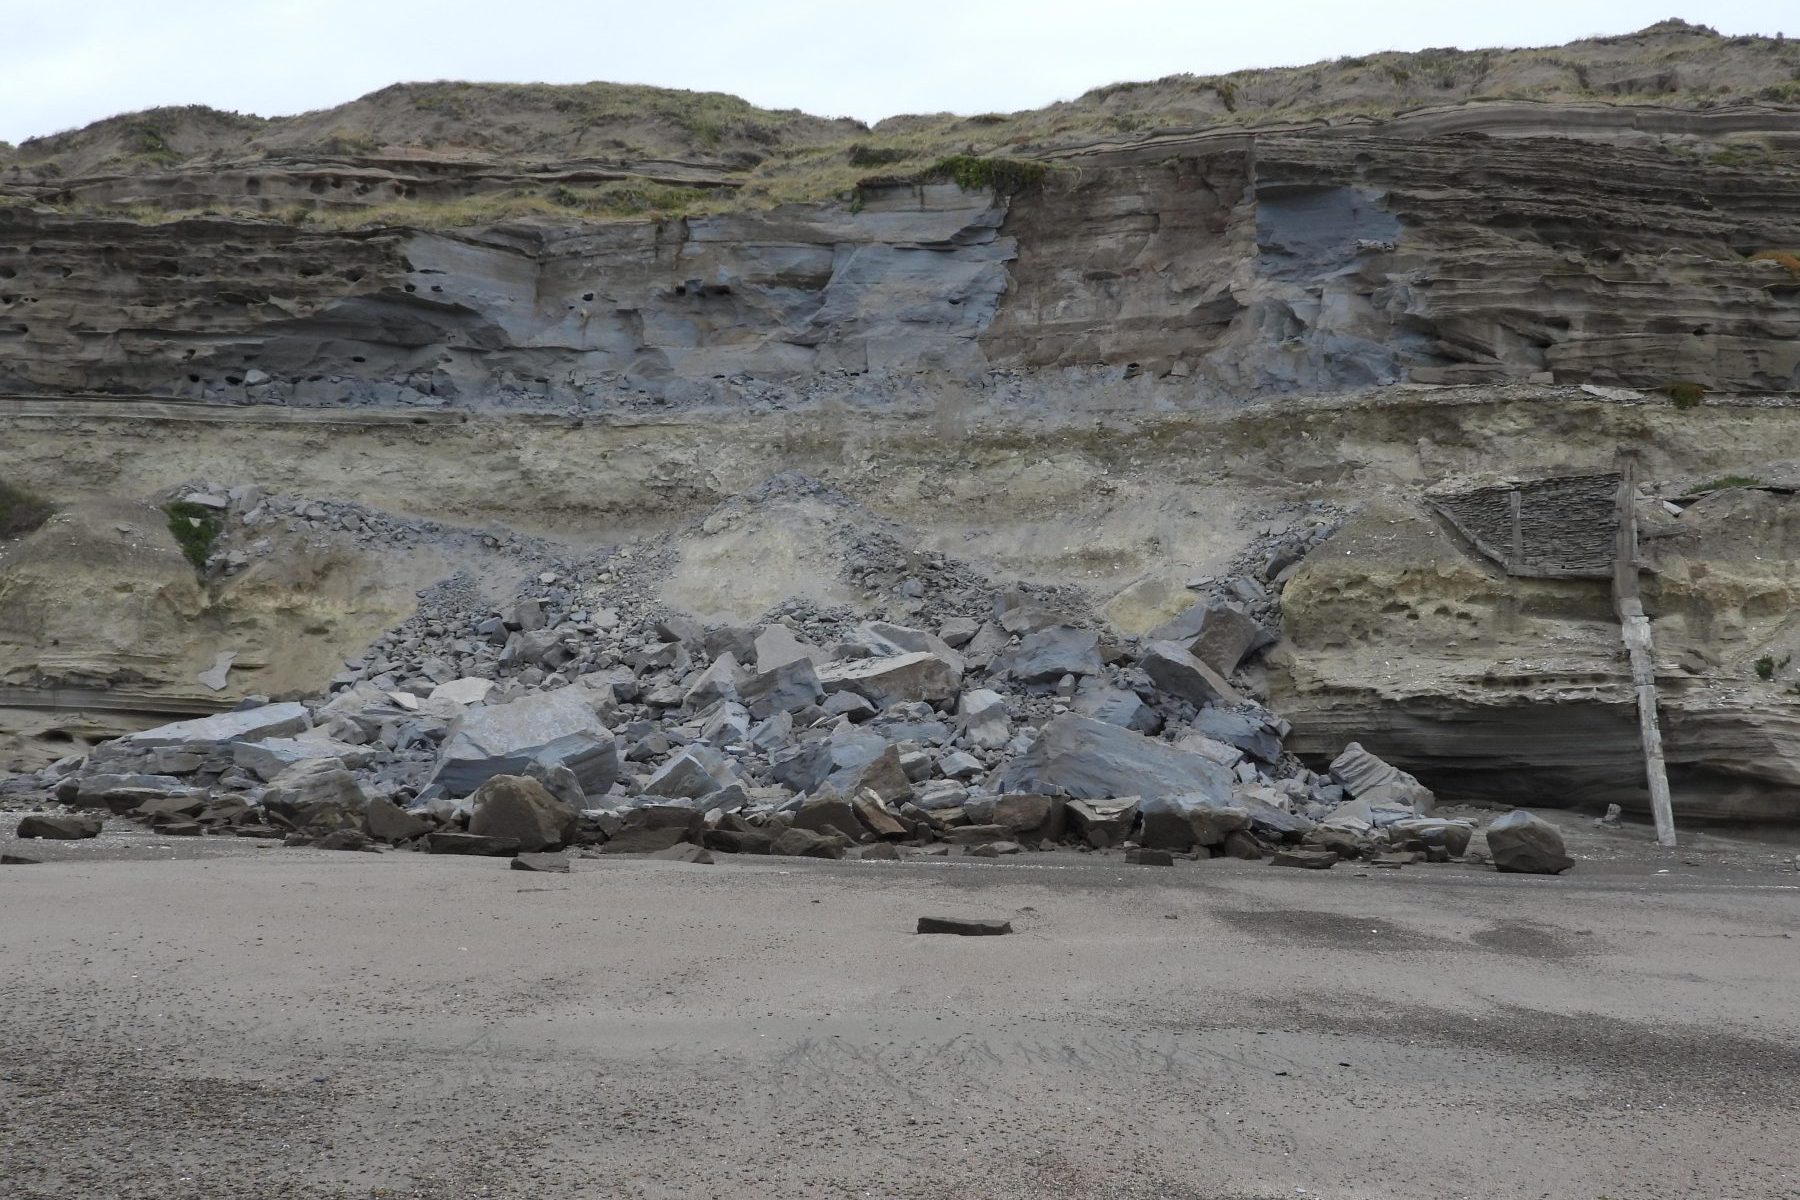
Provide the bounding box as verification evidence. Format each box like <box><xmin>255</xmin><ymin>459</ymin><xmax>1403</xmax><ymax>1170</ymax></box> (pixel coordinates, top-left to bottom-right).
<box><xmin>4</xmin><ymin>106</ymin><xmax>1798</xmax><ymax>405</ymax></box>
<box><xmin>6</xmin><ymin>27</ymin><xmax>1800</xmax><ymax>820</ymax></box>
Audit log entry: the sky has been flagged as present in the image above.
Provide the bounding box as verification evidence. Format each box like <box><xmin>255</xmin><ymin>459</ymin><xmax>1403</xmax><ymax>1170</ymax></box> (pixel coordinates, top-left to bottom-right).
<box><xmin>2</xmin><ymin>0</ymin><xmax>1794</xmax><ymax>145</ymax></box>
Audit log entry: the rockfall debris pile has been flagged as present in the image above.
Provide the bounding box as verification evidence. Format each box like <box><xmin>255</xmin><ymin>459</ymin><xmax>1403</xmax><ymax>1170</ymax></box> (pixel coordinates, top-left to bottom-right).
<box><xmin>4</xmin><ymin>476</ymin><xmax>1575</xmax><ymax>876</ymax></box>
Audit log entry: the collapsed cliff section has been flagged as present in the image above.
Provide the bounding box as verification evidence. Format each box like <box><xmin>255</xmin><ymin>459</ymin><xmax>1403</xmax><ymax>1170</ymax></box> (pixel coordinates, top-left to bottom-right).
<box><xmin>4</xmin><ymin>28</ymin><xmax>1800</xmax><ymax>818</ymax></box>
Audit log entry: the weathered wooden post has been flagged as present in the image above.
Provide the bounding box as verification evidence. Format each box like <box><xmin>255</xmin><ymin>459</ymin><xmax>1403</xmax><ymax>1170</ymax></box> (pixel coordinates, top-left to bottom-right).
<box><xmin>1613</xmin><ymin>455</ymin><xmax>1677</xmax><ymax>847</ymax></box>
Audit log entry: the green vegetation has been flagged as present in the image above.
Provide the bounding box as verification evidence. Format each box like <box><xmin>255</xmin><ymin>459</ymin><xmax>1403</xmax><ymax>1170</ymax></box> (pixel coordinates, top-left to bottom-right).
<box><xmin>1698</xmin><ymin>474</ymin><xmax>1763</xmax><ymax>491</ymax></box>
<box><xmin>1709</xmin><ymin>143</ymin><xmax>1782</xmax><ymax>167</ymax></box>
<box><xmin>122</xmin><ymin>117</ymin><xmax>181</xmax><ymax>166</ymax></box>
<box><xmin>303</xmin><ymin>181</ymin><xmax>713</xmax><ymax>230</ymax></box>
<box><xmin>1665</xmin><ymin>381</ymin><xmax>1708</xmax><ymax>408</ymax></box>
<box><xmin>1758</xmin><ymin>82</ymin><xmax>1800</xmax><ymax>103</ymax></box>
<box><xmin>0</xmin><ymin>480</ymin><xmax>53</xmax><ymax>538</ymax></box>
<box><xmin>163</xmin><ymin>501</ymin><xmax>223</xmax><ymax>570</ymax></box>
<box><xmin>403</xmin><ymin>80</ymin><xmax>803</xmax><ymax>151</ymax></box>
<box><xmin>845</xmin><ymin>143</ymin><xmax>912</xmax><ymax>168</ymax></box>
<box><xmin>922</xmin><ymin>155</ymin><xmax>1048</xmax><ymax>195</ymax></box>
<box><xmin>1755</xmin><ymin>653</ymin><xmax>1789</xmax><ymax>680</ymax></box>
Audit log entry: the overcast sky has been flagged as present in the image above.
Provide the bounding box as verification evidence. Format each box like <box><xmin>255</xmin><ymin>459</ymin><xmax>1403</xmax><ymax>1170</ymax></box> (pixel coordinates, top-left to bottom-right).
<box><xmin>3</xmin><ymin>1</ymin><xmax>1793</xmax><ymax>145</ymax></box>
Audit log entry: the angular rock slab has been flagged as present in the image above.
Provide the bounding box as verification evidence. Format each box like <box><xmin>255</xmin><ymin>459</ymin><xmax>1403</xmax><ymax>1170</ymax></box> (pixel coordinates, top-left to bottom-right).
<box><xmin>995</xmin><ymin>714</ymin><xmax>1234</xmax><ymax>804</ymax></box>
<box><xmin>110</xmin><ymin>702</ymin><xmax>311</xmax><ymax>751</ymax></box>
<box><xmin>1270</xmin><ymin>848</ymin><xmax>1338</xmax><ymax>869</ymax></box>
<box><xmin>433</xmin><ymin>686</ymin><xmax>616</xmax><ymax>797</ymax></box>
<box><xmin>468</xmin><ymin>774</ymin><xmax>576</xmax><ymax>852</ymax></box>
<box><xmin>740</xmin><ymin>657</ymin><xmax>824</xmax><ymax>719</ymax></box>
<box><xmin>234</xmin><ymin>736</ymin><xmax>375</xmax><ymax>783</ymax></box>
<box><xmin>815</xmin><ymin>652</ymin><xmax>962</xmax><ymax>707</ymax></box>
<box><xmin>1151</xmin><ymin>603</ymin><xmax>1265</xmax><ymax>676</ymax></box>
<box><xmin>1190</xmin><ymin>708</ymin><xmax>1281</xmax><ymax>765</ymax></box>
<box><xmin>1140</xmin><ymin>642</ymin><xmax>1242</xmax><ymax>707</ymax></box>
<box><xmin>1072</xmin><ymin>679</ymin><xmax>1161</xmax><ymax>734</ymax></box>
<box><xmin>996</xmin><ymin>626</ymin><xmax>1103</xmax><ymax>685</ymax></box>
<box><xmin>262</xmin><ymin>759</ymin><xmax>367</xmax><ymax>834</ymax></box>
<box><xmin>916</xmin><ymin>916</ymin><xmax>1013</xmax><ymax>936</ymax></box>
<box><xmin>1329</xmin><ymin>742</ymin><xmax>1434</xmax><ymax>812</ymax></box>
<box><xmin>16</xmin><ymin>813</ymin><xmax>103</xmax><ymax>839</ymax></box>
<box><xmin>511</xmin><ymin>852</ymin><xmax>571</xmax><ymax>873</ymax></box>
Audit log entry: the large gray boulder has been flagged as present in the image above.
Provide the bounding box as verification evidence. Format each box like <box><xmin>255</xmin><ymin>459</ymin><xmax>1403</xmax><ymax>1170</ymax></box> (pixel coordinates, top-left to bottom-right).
<box><xmin>682</xmin><ymin>653</ymin><xmax>744</xmax><ymax>710</ymax></box>
<box><xmin>642</xmin><ymin>744</ymin><xmax>737</xmax><ymax>800</ymax></box>
<box><xmin>754</xmin><ymin>624</ymin><xmax>824</xmax><ymax>672</ymax></box>
<box><xmin>64</xmin><ymin>773</ymin><xmax>206</xmax><ymax>813</ymax></box>
<box><xmin>432</xmin><ymin>687</ymin><xmax>617</xmax><ymax>797</ymax></box>
<box><xmin>816</xmin><ymin>651</ymin><xmax>961</xmax><ymax>707</ymax></box>
<box><xmin>851</xmin><ymin>621</ymin><xmax>966</xmax><ymax>671</ymax></box>
<box><xmin>769</xmin><ymin>726</ymin><xmax>888</xmax><ymax>794</ymax></box>
<box><xmin>364</xmin><ymin>796</ymin><xmax>433</xmax><ymax>843</ymax></box>
<box><xmin>1150</xmin><ymin>603</ymin><xmax>1265</xmax><ymax>675</ymax></box>
<box><xmin>1190</xmin><ymin>709</ymin><xmax>1282</xmax><ymax>765</ymax></box>
<box><xmin>995</xmin><ymin>626</ymin><xmax>1102</xmax><ymax>685</ymax></box>
<box><xmin>1138</xmin><ymin>793</ymin><xmax>1251</xmax><ymax>850</ymax></box>
<box><xmin>1140</xmin><ymin>642</ymin><xmax>1242</xmax><ymax>707</ymax></box>
<box><xmin>467</xmin><ymin>775</ymin><xmax>577</xmax><ymax>852</ymax></box>
<box><xmin>261</xmin><ymin>758</ymin><xmax>367</xmax><ymax>833</ymax></box>
<box><xmin>994</xmin><ymin>714</ymin><xmax>1234</xmax><ymax>804</ymax></box>
<box><xmin>957</xmin><ymin>688</ymin><xmax>1012</xmax><ymax>750</ymax></box>
<box><xmin>17</xmin><ymin>813</ymin><xmax>103</xmax><ymax>839</ymax></box>
<box><xmin>1072</xmin><ymin>679</ymin><xmax>1161</xmax><ymax>733</ymax></box>
<box><xmin>233</xmin><ymin>736</ymin><xmax>376</xmax><ymax>783</ymax></box>
<box><xmin>740</xmin><ymin>656</ymin><xmax>824</xmax><ymax>719</ymax></box>
<box><xmin>1329</xmin><ymin>742</ymin><xmax>1434</xmax><ymax>812</ymax></box>
<box><xmin>1484</xmin><ymin>810</ymin><xmax>1574</xmax><ymax>874</ymax></box>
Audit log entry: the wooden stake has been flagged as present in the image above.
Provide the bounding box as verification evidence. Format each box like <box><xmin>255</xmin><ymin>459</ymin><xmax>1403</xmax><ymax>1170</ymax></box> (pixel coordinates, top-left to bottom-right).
<box><xmin>1614</xmin><ymin>455</ymin><xmax>1677</xmax><ymax>847</ymax></box>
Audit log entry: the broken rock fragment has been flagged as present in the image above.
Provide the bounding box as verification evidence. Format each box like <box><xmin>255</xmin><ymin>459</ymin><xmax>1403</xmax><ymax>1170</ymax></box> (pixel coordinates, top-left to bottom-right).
<box><xmin>1139</xmin><ymin>641</ymin><xmax>1242</xmax><ymax>707</ymax></box>
<box><xmin>1270</xmin><ymin>848</ymin><xmax>1337</xmax><ymax>869</ymax></box>
<box><xmin>364</xmin><ymin>795</ymin><xmax>433</xmax><ymax>843</ymax></box>
<box><xmin>1484</xmin><ymin>810</ymin><xmax>1574</xmax><ymax>874</ymax></box>
<box><xmin>917</xmin><ymin>916</ymin><xmax>1013</xmax><ymax>936</ymax></box>
<box><xmin>740</xmin><ymin>656</ymin><xmax>824</xmax><ymax>719</ymax></box>
<box><xmin>997</xmin><ymin>626</ymin><xmax>1103</xmax><ymax>685</ymax></box>
<box><xmin>815</xmin><ymin>651</ymin><xmax>962</xmax><ymax>707</ymax></box>
<box><xmin>510</xmin><ymin>851</ymin><xmax>571</xmax><ymax>873</ymax></box>
<box><xmin>1328</xmin><ymin>742</ymin><xmax>1434</xmax><ymax>812</ymax></box>
<box><xmin>769</xmin><ymin>826</ymin><xmax>849</xmax><ymax>859</ymax></box>
<box><xmin>467</xmin><ymin>774</ymin><xmax>576</xmax><ymax>853</ymax></box>
<box><xmin>16</xmin><ymin>813</ymin><xmax>103</xmax><ymax>839</ymax></box>
<box><xmin>957</xmin><ymin>688</ymin><xmax>1012</xmax><ymax>750</ymax></box>
<box><xmin>262</xmin><ymin>759</ymin><xmax>368</xmax><ymax>834</ymax></box>
<box><xmin>995</xmin><ymin>714</ymin><xmax>1234</xmax><ymax>805</ymax></box>
<box><xmin>1150</xmin><ymin>602</ymin><xmax>1266</xmax><ymax>676</ymax></box>
<box><xmin>643</xmin><ymin>744</ymin><xmax>738</xmax><ymax>800</ymax></box>
<box><xmin>432</xmin><ymin>686</ymin><xmax>617</xmax><ymax>797</ymax></box>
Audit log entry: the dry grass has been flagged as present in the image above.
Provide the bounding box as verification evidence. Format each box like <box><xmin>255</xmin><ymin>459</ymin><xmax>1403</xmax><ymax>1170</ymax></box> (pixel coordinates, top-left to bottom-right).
<box><xmin>1751</xmin><ymin>250</ymin><xmax>1800</xmax><ymax>275</ymax></box>
<box><xmin>6</xmin><ymin>19</ymin><xmax>1798</xmax><ymax>226</ymax></box>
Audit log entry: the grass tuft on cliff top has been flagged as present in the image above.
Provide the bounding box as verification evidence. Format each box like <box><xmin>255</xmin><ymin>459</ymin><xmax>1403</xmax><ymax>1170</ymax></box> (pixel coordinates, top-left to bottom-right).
<box><xmin>6</xmin><ymin>20</ymin><xmax>1800</xmax><ymax>225</ymax></box>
